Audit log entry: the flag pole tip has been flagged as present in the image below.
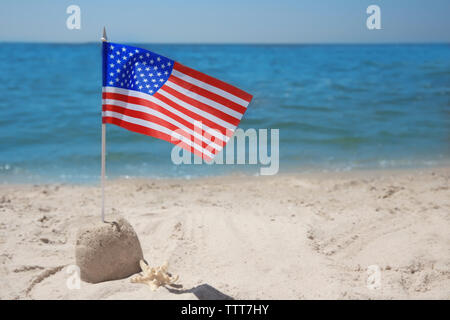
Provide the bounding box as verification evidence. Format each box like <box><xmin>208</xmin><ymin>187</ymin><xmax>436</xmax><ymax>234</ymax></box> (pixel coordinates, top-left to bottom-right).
<box><xmin>102</xmin><ymin>27</ymin><xmax>107</xmax><ymax>42</ymax></box>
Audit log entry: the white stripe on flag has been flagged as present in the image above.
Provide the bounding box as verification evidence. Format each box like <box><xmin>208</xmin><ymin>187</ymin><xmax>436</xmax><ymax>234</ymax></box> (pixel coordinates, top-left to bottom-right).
<box><xmin>102</xmin><ymin>86</ymin><xmax>232</xmax><ymax>141</ymax></box>
<box><xmin>103</xmin><ymin>98</ymin><xmax>225</xmax><ymax>151</ymax></box>
<box><xmin>171</xmin><ymin>69</ymin><xmax>249</xmax><ymax>107</ymax></box>
<box><xmin>157</xmin><ymin>88</ymin><xmax>236</xmax><ymax>130</ymax></box>
<box><xmin>164</xmin><ymin>80</ymin><xmax>244</xmax><ymax>120</ymax></box>
<box><xmin>102</xmin><ymin>110</ymin><xmax>215</xmax><ymax>159</ymax></box>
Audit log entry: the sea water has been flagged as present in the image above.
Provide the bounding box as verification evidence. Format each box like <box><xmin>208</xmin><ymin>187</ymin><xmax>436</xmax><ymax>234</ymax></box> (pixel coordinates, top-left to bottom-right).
<box><xmin>0</xmin><ymin>43</ymin><xmax>449</xmax><ymax>182</ymax></box>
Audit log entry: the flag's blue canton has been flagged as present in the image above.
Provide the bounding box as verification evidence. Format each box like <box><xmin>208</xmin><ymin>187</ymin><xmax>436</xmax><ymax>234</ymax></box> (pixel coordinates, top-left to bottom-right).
<box><xmin>103</xmin><ymin>42</ymin><xmax>174</xmax><ymax>96</ymax></box>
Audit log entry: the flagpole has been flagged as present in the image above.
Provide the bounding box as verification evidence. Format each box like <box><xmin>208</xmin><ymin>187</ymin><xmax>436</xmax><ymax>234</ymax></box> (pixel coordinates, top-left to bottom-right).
<box><xmin>101</xmin><ymin>27</ymin><xmax>107</xmax><ymax>223</ymax></box>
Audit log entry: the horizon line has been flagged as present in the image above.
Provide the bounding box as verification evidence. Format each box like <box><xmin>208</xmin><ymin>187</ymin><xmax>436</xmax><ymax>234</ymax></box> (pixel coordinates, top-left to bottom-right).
<box><xmin>1</xmin><ymin>40</ymin><xmax>449</xmax><ymax>46</ymax></box>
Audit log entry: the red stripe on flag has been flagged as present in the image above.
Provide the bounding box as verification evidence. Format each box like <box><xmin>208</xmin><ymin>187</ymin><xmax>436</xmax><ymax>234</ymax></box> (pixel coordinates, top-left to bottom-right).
<box><xmin>168</xmin><ymin>74</ymin><xmax>247</xmax><ymax>115</ymax></box>
<box><xmin>102</xmin><ymin>104</ymin><xmax>220</xmax><ymax>153</ymax></box>
<box><xmin>173</xmin><ymin>62</ymin><xmax>253</xmax><ymax>103</ymax></box>
<box><xmin>102</xmin><ymin>116</ymin><xmax>212</xmax><ymax>161</ymax></box>
<box><xmin>162</xmin><ymin>85</ymin><xmax>241</xmax><ymax>127</ymax></box>
<box><xmin>103</xmin><ymin>92</ymin><xmax>228</xmax><ymax>145</ymax></box>
<box><xmin>103</xmin><ymin>91</ymin><xmax>231</xmax><ymax>137</ymax></box>
<box><xmin>153</xmin><ymin>92</ymin><xmax>234</xmax><ymax>137</ymax></box>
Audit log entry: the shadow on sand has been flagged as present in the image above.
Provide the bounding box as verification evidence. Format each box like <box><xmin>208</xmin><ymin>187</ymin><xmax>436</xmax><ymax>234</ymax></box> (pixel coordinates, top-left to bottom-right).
<box><xmin>166</xmin><ymin>283</ymin><xmax>234</xmax><ymax>300</ymax></box>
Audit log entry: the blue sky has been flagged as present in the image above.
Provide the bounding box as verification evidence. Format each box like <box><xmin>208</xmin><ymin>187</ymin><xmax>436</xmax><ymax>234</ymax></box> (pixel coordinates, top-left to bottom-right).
<box><xmin>0</xmin><ymin>0</ymin><xmax>449</xmax><ymax>43</ymax></box>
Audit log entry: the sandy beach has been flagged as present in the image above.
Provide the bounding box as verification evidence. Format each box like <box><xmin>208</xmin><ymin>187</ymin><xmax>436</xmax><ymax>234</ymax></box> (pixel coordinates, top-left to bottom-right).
<box><xmin>0</xmin><ymin>167</ymin><xmax>449</xmax><ymax>300</ymax></box>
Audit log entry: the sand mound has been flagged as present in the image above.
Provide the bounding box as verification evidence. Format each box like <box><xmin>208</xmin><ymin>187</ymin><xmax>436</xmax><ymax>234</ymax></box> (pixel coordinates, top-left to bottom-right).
<box><xmin>75</xmin><ymin>216</ymin><xmax>143</xmax><ymax>283</ymax></box>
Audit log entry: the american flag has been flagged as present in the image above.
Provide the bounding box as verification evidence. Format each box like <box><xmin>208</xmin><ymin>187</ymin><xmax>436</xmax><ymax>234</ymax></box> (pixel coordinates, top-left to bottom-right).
<box><xmin>102</xmin><ymin>42</ymin><xmax>252</xmax><ymax>161</ymax></box>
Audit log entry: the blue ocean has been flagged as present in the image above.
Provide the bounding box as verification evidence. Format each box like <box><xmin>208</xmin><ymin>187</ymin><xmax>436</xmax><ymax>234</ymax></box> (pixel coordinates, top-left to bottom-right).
<box><xmin>0</xmin><ymin>43</ymin><xmax>449</xmax><ymax>183</ymax></box>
